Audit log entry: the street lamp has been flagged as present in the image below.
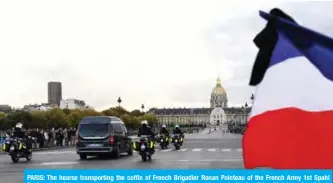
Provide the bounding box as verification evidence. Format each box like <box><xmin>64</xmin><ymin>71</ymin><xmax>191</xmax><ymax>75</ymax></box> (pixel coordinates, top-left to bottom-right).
<box><xmin>250</xmin><ymin>94</ymin><xmax>254</xmax><ymax>106</ymax></box>
<box><xmin>141</xmin><ymin>104</ymin><xmax>145</xmax><ymax>113</ymax></box>
<box><xmin>117</xmin><ymin>97</ymin><xmax>122</xmax><ymax>107</ymax></box>
<box><xmin>241</xmin><ymin>105</ymin><xmax>244</xmax><ymax>124</ymax></box>
<box><xmin>244</xmin><ymin>102</ymin><xmax>248</xmax><ymax>123</ymax></box>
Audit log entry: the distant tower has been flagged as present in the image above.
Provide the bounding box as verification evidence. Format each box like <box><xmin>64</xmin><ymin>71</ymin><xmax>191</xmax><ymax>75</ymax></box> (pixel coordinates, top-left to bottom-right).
<box><xmin>48</xmin><ymin>82</ymin><xmax>62</xmax><ymax>106</ymax></box>
<box><xmin>210</xmin><ymin>77</ymin><xmax>228</xmax><ymax>108</ymax></box>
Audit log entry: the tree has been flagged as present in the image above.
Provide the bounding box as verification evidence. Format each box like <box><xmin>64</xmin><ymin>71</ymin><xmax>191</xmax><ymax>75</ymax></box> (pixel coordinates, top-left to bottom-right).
<box><xmin>5</xmin><ymin>111</ymin><xmax>32</xmax><ymax>128</ymax></box>
<box><xmin>31</xmin><ymin>111</ymin><xmax>47</xmax><ymax>128</ymax></box>
<box><xmin>81</xmin><ymin>109</ymin><xmax>101</xmax><ymax>117</ymax></box>
<box><xmin>45</xmin><ymin>108</ymin><xmax>68</xmax><ymax>128</ymax></box>
<box><xmin>130</xmin><ymin>110</ymin><xmax>142</xmax><ymax>117</ymax></box>
<box><xmin>68</xmin><ymin>110</ymin><xmax>84</xmax><ymax>128</ymax></box>
<box><xmin>130</xmin><ymin>116</ymin><xmax>140</xmax><ymax>129</ymax></box>
<box><xmin>120</xmin><ymin>114</ymin><xmax>131</xmax><ymax>126</ymax></box>
<box><xmin>62</xmin><ymin>109</ymin><xmax>71</xmax><ymax>115</ymax></box>
<box><xmin>0</xmin><ymin>105</ymin><xmax>157</xmax><ymax>131</ymax></box>
<box><xmin>143</xmin><ymin>113</ymin><xmax>158</xmax><ymax>127</ymax></box>
<box><xmin>0</xmin><ymin>112</ymin><xmax>6</xmax><ymax>129</ymax></box>
<box><xmin>102</xmin><ymin>109</ymin><xmax>118</xmax><ymax>117</ymax></box>
<box><xmin>110</xmin><ymin>107</ymin><xmax>129</xmax><ymax>117</ymax></box>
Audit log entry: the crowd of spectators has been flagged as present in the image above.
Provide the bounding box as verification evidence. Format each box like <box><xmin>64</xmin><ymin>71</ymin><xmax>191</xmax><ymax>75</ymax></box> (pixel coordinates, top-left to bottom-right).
<box><xmin>0</xmin><ymin>128</ymin><xmax>77</xmax><ymax>149</ymax></box>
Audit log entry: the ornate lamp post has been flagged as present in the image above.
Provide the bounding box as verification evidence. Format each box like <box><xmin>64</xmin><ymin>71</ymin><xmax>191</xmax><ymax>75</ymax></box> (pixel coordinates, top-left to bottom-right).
<box><xmin>241</xmin><ymin>105</ymin><xmax>244</xmax><ymax>124</ymax></box>
<box><xmin>250</xmin><ymin>94</ymin><xmax>254</xmax><ymax>106</ymax></box>
<box><xmin>141</xmin><ymin>104</ymin><xmax>145</xmax><ymax>113</ymax></box>
<box><xmin>244</xmin><ymin>102</ymin><xmax>248</xmax><ymax>123</ymax></box>
<box><xmin>117</xmin><ymin>97</ymin><xmax>122</xmax><ymax>107</ymax></box>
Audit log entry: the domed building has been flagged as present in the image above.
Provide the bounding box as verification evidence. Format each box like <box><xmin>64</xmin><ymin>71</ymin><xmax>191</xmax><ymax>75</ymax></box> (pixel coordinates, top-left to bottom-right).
<box><xmin>210</xmin><ymin>77</ymin><xmax>228</xmax><ymax>108</ymax></box>
<box><xmin>149</xmin><ymin>77</ymin><xmax>251</xmax><ymax>126</ymax></box>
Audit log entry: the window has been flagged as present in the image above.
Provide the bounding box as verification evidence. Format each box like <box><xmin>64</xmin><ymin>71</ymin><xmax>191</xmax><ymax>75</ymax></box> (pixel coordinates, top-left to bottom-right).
<box><xmin>79</xmin><ymin>123</ymin><xmax>109</xmax><ymax>137</ymax></box>
<box><xmin>113</xmin><ymin>123</ymin><xmax>123</xmax><ymax>134</ymax></box>
<box><xmin>121</xmin><ymin>124</ymin><xmax>127</xmax><ymax>134</ymax></box>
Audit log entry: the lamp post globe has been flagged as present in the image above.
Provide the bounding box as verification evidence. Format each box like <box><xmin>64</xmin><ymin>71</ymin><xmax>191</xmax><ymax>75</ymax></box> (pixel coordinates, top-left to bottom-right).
<box><xmin>117</xmin><ymin>97</ymin><xmax>122</xmax><ymax>107</ymax></box>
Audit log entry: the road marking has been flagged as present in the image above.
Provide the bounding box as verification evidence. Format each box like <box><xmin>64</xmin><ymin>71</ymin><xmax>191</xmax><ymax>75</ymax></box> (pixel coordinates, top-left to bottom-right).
<box><xmin>223</xmin><ymin>158</ymin><xmax>243</xmax><ymax>162</ymax></box>
<box><xmin>199</xmin><ymin>159</ymin><xmax>216</xmax><ymax>162</ymax></box>
<box><xmin>178</xmin><ymin>160</ymin><xmax>190</xmax><ymax>162</ymax></box>
<box><xmin>178</xmin><ymin>148</ymin><xmax>187</xmax><ymax>152</ymax></box>
<box><xmin>207</xmin><ymin>148</ymin><xmax>216</xmax><ymax>152</ymax></box>
<box><xmin>192</xmin><ymin>148</ymin><xmax>202</xmax><ymax>152</ymax></box>
<box><xmin>34</xmin><ymin>151</ymin><xmax>76</xmax><ymax>155</ymax></box>
<box><xmin>160</xmin><ymin>149</ymin><xmax>172</xmax><ymax>152</ymax></box>
<box><xmin>221</xmin><ymin>148</ymin><xmax>231</xmax><ymax>152</ymax></box>
<box><xmin>40</xmin><ymin>161</ymin><xmax>79</xmax><ymax>165</ymax></box>
<box><xmin>236</xmin><ymin>148</ymin><xmax>242</xmax><ymax>152</ymax></box>
<box><xmin>174</xmin><ymin>159</ymin><xmax>243</xmax><ymax>162</ymax></box>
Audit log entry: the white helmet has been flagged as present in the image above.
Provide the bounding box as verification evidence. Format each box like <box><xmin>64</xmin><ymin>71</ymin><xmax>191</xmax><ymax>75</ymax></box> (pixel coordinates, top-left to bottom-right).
<box><xmin>15</xmin><ymin>123</ymin><xmax>23</xmax><ymax>129</ymax></box>
<box><xmin>141</xmin><ymin>120</ymin><xmax>148</xmax><ymax>125</ymax></box>
<box><xmin>162</xmin><ymin>124</ymin><xmax>166</xmax><ymax>128</ymax></box>
<box><xmin>175</xmin><ymin>124</ymin><xmax>179</xmax><ymax>128</ymax></box>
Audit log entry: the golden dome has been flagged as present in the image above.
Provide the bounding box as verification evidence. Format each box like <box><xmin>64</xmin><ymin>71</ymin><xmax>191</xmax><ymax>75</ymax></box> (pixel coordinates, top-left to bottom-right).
<box><xmin>211</xmin><ymin>77</ymin><xmax>226</xmax><ymax>95</ymax></box>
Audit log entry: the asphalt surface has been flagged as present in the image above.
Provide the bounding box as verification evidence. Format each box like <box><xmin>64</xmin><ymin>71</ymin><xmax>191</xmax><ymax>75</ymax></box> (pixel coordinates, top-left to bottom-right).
<box><xmin>0</xmin><ymin>131</ymin><xmax>243</xmax><ymax>182</ymax></box>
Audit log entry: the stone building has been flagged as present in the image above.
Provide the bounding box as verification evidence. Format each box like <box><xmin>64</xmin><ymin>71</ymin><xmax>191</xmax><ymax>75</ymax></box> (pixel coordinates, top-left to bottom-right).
<box><xmin>149</xmin><ymin>78</ymin><xmax>251</xmax><ymax>126</ymax></box>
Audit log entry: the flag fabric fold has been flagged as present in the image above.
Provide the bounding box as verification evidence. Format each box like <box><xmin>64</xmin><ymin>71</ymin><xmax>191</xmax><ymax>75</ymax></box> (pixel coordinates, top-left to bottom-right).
<box><xmin>243</xmin><ymin>8</ymin><xmax>333</xmax><ymax>169</ymax></box>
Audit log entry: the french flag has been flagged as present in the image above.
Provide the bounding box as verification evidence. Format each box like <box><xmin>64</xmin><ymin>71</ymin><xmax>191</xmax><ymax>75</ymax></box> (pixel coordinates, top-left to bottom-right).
<box><xmin>243</xmin><ymin>8</ymin><xmax>333</xmax><ymax>169</ymax></box>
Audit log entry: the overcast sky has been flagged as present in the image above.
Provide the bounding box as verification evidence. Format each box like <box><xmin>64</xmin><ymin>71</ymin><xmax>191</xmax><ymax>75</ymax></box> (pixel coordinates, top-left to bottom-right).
<box><xmin>0</xmin><ymin>0</ymin><xmax>332</xmax><ymax>111</ymax></box>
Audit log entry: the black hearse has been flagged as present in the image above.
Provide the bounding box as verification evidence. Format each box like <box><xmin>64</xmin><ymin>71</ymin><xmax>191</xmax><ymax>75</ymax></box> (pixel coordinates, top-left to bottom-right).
<box><xmin>75</xmin><ymin>116</ymin><xmax>133</xmax><ymax>160</ymax></box>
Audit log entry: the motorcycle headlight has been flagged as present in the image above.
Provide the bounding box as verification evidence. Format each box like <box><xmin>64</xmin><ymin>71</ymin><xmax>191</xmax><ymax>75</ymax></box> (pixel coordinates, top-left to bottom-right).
<box><xmin>161</xmin><ymin>139</ymin><xmax>163</xmax><ymax>142</ymax></box>
<box><xmin>140</xmin><ymin>144</ymin><xmax>145</xmax><ymax>150</ymax></box>
<box><xmin>10</xmin><ymin>146</ymin><xmax>15</xmax><ymax>151</ymax></box>
<box><xmin>175</xmin><ymin>139</ymin><xmax>178</xmax><ymax>142</ymax></box>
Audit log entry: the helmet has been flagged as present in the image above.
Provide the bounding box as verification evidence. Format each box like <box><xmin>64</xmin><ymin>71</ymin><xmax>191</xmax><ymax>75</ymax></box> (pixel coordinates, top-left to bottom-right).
<box><xmin>15</xmin><ymin>123</ymin><xmax>23</xmax><ymax>129</ymax></box>
<box><xmin>162</xmin><ymin>124</ymin><xmax>166</xmax><ymax>128</ymax></box>
<box><xmin>175</xmin><ymin>124</ymin><xmax>179</xmax><ymax>128</ymax></box>
<box><xmin>141</xmin><ymin>120</ymin><xmax>148</xmax><ymax>125</ymax></box>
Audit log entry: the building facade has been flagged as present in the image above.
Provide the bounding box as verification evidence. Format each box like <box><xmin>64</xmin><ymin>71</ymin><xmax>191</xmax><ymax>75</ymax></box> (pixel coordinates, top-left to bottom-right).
<box><xmin>149</xmin><ymin>78</ymin><xmax>251</xmax><ymax>125</ymax></box>
<box><xmin>60</xmin><ymin>99</ymin><xmax>86</xmax><ymax>110</ymax></box>
<box><xmin>23</xmin><ymin>103</ymin><xmax>55</xmax><ymax>112</ymax></box>
<box><xmin>48</xmin><ymin>82</ymin><xmax>62</xmax><ymax>106</ymax></box>
<box><xmin>0</xmin><ymin>105</ymin><xmax>12</xmax><ymax>114</ymax></box>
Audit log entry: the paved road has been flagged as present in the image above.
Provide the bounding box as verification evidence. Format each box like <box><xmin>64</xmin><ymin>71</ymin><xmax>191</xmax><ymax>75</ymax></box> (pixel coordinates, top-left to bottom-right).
<box><xmin>0</xmin><ymin>133</ymin><xmax>243</xmax><ymax>182</ymax></box>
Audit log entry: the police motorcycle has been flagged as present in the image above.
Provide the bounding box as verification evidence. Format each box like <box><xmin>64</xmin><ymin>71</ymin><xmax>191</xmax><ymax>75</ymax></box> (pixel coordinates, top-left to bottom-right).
<box><xmin>2</xmin><ymin>137</ymin><xmax>32</xmax><ymax>163</ymax></box>
<box><xmin>171</xmin><ymin>134</ymin><xmax>184</xmax><ymax>150</ymax></box>
<box><xmin>158</xmin><ymin>134</ymin><xmax>169</xmax><ymax>149</ymax></box>
<box><xmin>133</xmin><ymin>135</ymin><xmax>154</xmax><ymax>161</ymax></box>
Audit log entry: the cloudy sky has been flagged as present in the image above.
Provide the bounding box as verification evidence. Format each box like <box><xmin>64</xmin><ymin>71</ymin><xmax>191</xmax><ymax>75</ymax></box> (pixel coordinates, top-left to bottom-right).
<box><xmin>0</xmin><ymin>0</ymin><xmax>332</xmax><ymax>111</ymax></box>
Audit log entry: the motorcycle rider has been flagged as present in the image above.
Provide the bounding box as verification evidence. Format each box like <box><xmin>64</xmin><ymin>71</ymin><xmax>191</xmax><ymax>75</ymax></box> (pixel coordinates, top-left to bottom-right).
<box><xmin>172</xmin><ymin>124</ymin><xmax>183</xmax><ymax>136</ymax></box>
<box><xmin>12</xmin><ymin>123</ymin><xmax>32</xmax><ymax>153</ymax></box>
<box><xmin>159</xmin><ymin>124</ymin><xmax>170</xmax><ymax>144</ymax></box>
<box><xmin>159</xmin><ymin>124</ymin><xmax>169</xmax><ymax>136</ymax></box>
<box><xmin>138</xmin><ymin>120</ymin><xmax>155</xmax><ymax>152</ymax></box>
<box><xmin>172</xmin><ymin>124</ymin><xmax>184</xmax><ymax>144</ymax></box>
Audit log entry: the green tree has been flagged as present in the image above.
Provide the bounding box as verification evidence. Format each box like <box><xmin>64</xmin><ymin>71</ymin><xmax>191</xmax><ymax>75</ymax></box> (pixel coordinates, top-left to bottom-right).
<box><xmin>110</xmin><ymin>107</ymin><xmax>129</xmax><ymax>117</ymax></box>
<box><xmin>130</xmin><ymin>110</ymin><xmax>142</xmax><ymax>117</ymax></box>
<box><xmin>130</xmin><ymin>116</ymin><xmax>141</xmax><ymax>129</ymax></box>
<box><xmin>5</xmin><ymin>111</ymin><xmax>32</xmax><ymax>128</ymax></box>
<box><xmin>45</xmin><ymin>108</ymin><xmax>68</xmax><ymax>128</ymax></box>
<box><xmin>31</xmin><ymin>111</ymin><xmax>47</xmax><ymax>128</ymax></box>
<box><xmin>81</xmin><ymin>109</ymin><xmax>101</xmax><ymax>117</ymax></box>
<box><xmin>143</xmin><ymin>113</ymin><xmax>158</xmax><ymax>127</ymax></box>
<box><xmin>68</xmin><ymin>110</ymin><xmax>84</xmax><ymax>128</ymax></box>
<box><xmin>62</xmin><ymin>109</ymin><xmax>71</xmax><ymax>115</ymax></box>
<box><xmin>0</xmin><ymin>112</ymin><xmax>7</xmax><ymax>129</ymax></box>
<box><xmin>102</xmin><ymin>109</ymin><xmax>119</xmax><ymax>117</ymax></box>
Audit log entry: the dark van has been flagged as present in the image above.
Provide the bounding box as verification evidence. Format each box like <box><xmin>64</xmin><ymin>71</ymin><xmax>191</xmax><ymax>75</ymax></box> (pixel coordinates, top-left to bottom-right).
<box><xmin>75</xmin><ymin>116</ymin><xmax>133</xmax><ymax>160</ymax></box>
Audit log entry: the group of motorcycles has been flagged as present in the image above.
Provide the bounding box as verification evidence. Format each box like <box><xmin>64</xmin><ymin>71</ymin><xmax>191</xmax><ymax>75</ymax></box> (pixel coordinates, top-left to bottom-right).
<box><xmin>1</xmin><ymin>137</ymin><xmax>32</xmax><ymax>163</ymax></box>
<box><xmin>133</xmin><ymin>133</ymin><xmax>184</xmax><ymax>162</ymax></box>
